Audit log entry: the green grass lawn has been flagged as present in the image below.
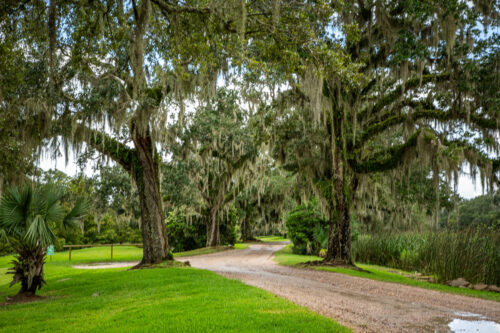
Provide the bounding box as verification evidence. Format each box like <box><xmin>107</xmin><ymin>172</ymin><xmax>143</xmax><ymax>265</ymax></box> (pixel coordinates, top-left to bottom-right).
<box><xmin>273</xmin><ymin>245</ymin><xmax>500</xmax><ymax>302</ymax></box>
<box><xmin>256</xmin><ymin>235</ymin><xmax>289</xmax><ymax>242</ymax></box>
<box><xmin>0</xmin><ymin>246</ymin><xmax>349</xmax><ymax>333</ymax></box>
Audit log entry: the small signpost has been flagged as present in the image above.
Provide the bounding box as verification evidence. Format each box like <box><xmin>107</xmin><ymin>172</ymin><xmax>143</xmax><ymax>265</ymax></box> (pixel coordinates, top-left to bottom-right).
<box><xmin>47</xmin><ymin>245</ymin><xmax>54</xmax><ymax>261</ymax></box>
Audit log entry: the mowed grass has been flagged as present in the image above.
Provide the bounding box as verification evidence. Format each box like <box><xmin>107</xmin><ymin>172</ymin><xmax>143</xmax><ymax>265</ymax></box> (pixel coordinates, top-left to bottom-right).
<box><xmin>256</xmin><ymin>236</ymin><xmax>289</xmax><ymax>242</ymax></box>
<box><xmin>0</xmin><ymin>247</ymin><xmax>349</xmax><ymax>333</ymax></box>
<box><xmin>273</xmin><ymin>245</ymin><xmax>500</xmax><ymax>302</ymax></box>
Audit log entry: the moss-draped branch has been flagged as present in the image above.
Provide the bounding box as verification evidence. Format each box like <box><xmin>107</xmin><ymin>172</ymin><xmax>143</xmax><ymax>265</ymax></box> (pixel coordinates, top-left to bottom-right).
<box><xmin>351</xmin><ymin>129</ymin><xmax>500</xmax><ymax>181</ymax></box>
<box><xmin>350</xmin><ymin>128</ymin><xmax>430</xmax><ymax>173</ymax></box>
<box><xmin>355</xmin><ymin>108</ymin><xmax>499</xmax><ymax>150</ymax></box>
<box><xmin>72</xmin><ymin>123</ymin><xmax>136</xmax><ymax>174</ymax></box>
<box><xmin>357</xmin><ymin>73</ymin><xmax>450</xmax><ymax>120</ymax></box>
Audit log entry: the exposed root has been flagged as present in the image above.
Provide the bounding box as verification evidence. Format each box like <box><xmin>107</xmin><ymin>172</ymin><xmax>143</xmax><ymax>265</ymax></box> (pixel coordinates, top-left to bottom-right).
<box><xmin>129</xmin><ymin>260</ymin><xmax>190</xmax><ymax>270</ymax></box>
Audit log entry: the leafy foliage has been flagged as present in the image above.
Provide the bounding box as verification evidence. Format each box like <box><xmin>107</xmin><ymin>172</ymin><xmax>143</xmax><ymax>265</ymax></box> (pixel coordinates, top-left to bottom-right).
<box><xmin>285</xmin><ymin>200</ymin><xmax>328</xmax><ymax>255</ymax></box>
<box><xmin>443</xmin><ymin>191</ymin><xmax>500</xmax><ymax>229</ymax></box>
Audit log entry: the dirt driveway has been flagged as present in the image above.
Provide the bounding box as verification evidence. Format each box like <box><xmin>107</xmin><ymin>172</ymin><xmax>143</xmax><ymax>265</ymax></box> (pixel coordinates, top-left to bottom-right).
<box><xmin>181</xmin><ymin>242</ymin><xmax>500</xmax><ymax>332</ymax></box>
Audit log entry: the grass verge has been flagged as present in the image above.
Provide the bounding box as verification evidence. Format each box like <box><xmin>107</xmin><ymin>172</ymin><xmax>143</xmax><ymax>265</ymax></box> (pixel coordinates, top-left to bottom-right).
<box><xmin>273</xmin><ymin>245</ymin><xmax>500</xmax><ymax>302</ymax></box>
<box><xmin>0</xmin><ymin>246</ymin><xmax>349</xmax><ymax>332</ymax></box>
<box><xmin>256</xmin><ymin>236</ymin><xmax>289</xmax><ymax>242</ymax></box>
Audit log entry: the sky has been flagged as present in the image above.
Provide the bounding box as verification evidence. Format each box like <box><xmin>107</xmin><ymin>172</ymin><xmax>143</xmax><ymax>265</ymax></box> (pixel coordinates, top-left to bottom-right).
<box><xmin>38</xmin><ymin>151</ymin><xmax>486</xmax><ymax>200</ymax></box>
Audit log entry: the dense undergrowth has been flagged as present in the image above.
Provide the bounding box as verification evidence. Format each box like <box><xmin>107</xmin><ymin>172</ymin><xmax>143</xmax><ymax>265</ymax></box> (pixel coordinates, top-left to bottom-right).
<box><xmin>352</xmin><ymin>228</ymin><xmax>500</xmax><ymax>285</ymax></box>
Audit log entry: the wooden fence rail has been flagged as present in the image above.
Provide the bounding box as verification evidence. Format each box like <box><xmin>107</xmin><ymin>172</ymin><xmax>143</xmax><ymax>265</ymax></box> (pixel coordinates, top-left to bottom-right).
<box><xmin>62</xmin><ymin>244</ymin><xmax>142</xmax><ymax>261</ymax></box>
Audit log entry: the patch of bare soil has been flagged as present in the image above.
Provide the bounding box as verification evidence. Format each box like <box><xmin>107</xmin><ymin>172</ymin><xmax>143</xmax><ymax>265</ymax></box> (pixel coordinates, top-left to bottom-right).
<box><xmin>181</xmin><ymin>243</ymin><xmax>500</xmax><ymax>333</ymax></box>
<box><xmin>1</xmin><ymin>293</ymin><xmax>46</xmax><ymax>306</ymax></box>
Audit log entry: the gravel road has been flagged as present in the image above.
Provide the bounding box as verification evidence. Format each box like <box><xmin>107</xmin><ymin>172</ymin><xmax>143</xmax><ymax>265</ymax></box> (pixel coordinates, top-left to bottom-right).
<box><xmin>181</xmin><ymin>242</ymin><xmax>500</xmax><ymax>332</ymax></box>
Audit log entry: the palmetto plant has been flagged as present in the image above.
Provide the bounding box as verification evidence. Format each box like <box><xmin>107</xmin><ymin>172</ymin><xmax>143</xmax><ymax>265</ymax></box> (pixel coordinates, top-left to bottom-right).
<box><xmin>0</xmin><ymin>184</ymin><xmax>88</xmax><ymax>295</ymax></box>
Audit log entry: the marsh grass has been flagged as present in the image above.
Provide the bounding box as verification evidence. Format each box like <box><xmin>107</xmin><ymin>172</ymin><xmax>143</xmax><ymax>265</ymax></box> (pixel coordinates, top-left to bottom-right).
<box><xmin>353</xmin><ymin>228</ymin><xmax>500</xmax><ymax>285</ymax></box>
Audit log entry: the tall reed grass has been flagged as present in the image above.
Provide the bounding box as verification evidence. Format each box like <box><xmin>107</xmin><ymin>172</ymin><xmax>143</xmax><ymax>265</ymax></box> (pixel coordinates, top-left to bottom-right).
<box><xmin>352</xmin><ymin>228</ymin><xmax>500</xmax><ymax>285</ymax></box>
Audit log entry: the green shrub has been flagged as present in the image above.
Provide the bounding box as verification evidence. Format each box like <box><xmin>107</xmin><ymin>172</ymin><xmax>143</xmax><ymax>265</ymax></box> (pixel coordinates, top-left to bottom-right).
<box><xmin>54</xmin><ymin>237</ymin><xmax>66</xmax><ymax>251</ymax></box>
<box><xmin>286</xmin><ymin>199</ymin><xmax>328</xmax><ymax>255</ymax></box>
<box><xmin>166</xmin><ymin>209</ymin><xmax>206</xmax><ymax>252</ymax></box>
<box><xmin>95</xmin><ymin>229</ymin><xmax>119</xmax><ymax>244</ymax></box>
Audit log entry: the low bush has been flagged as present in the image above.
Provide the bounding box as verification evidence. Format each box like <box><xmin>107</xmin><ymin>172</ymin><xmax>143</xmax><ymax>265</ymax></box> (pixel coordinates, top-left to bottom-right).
<box><xmin>285</xmin><ymin>199</ymin><xmax>328</xmax><ymax>255</ymax></box>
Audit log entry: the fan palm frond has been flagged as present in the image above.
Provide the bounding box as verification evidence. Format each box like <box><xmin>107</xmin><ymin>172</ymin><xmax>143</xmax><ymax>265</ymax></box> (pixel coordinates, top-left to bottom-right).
<box><xmin>63</xmin><ymin>198</ymin><xmax>90</xmax><ymax>229</ymax></box>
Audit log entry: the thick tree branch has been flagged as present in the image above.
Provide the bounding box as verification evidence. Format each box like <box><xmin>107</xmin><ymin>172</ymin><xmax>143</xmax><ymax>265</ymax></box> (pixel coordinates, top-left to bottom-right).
<box><xmin>350</xmin><ymin>129</ymin><xmax>426</xmax><ymax>173</ymax></box>
<box><xmin>358</xmin><ymin>73</ymin><xmax>450</xmax><ymax>121</ymax></box>
<box><xmin>354</xmin><ymin>108</ymin><xmax>499</xmax><ymax>149</ymax></box>
<box><xmin>71</xmin><ymin>123</ymin><xmax>135</xmax><ymax>173</ymax></box>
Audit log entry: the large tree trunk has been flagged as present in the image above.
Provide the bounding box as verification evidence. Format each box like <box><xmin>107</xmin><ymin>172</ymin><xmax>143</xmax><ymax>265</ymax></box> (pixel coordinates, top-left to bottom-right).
<box><xmin>324</xmin><ymin>147</ymin><xmax>354</xmax><ymax>265</ymax></box>
<box><xmin>325</xmin><ymin>192</ymin><xmax>353</xmax><ymax>265</ymax></box>
<box><xmin>132</xmin><ymin>127</ymin><xmax>168</xmax><ymax>265</ymax></box>
<box><xmin>206</xmin><ymin>205</ymin><xmax>219</xmax><ymax>247</ymax></box>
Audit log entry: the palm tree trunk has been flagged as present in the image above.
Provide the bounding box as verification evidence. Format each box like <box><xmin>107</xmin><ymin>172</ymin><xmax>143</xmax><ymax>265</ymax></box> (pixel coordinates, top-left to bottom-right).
<box><xmin>14</xmin><ymin>245</ymin><xmax>46</xmax><ymax>295</ymax></box>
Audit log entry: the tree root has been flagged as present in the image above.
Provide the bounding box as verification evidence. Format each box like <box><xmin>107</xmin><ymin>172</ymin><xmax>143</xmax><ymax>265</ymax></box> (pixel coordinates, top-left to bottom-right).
<box><xmin>129</xmin><ymin>260</ymin><xmax>190</xmax><ymax>270</ymax></box>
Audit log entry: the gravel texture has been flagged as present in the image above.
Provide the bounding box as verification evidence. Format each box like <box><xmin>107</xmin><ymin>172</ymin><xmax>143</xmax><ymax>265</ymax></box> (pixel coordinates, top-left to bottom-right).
<box><xmin>182</xmin><ymin>242</ymin><xmax>500</xmax><ymax>332</ymax></box>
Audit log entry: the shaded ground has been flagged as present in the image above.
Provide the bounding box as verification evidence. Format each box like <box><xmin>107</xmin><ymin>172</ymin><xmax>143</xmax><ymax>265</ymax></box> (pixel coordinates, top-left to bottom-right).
<box><xmin>182</xmin><ymin>242</ymin><xmax>500</xmax><ymax>333</ymax></box>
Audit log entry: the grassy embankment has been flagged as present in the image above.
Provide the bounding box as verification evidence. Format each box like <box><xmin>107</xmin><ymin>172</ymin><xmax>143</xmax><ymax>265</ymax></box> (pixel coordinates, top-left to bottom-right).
<box><xmin>0</xmin><ymin>246</ymin><xmax>348</xmax><ymax>333</ymax></box>
<box><xmin>273</xmin><ymin>245</ymin><xmax>500</xmax><ymax>302</ymax></box>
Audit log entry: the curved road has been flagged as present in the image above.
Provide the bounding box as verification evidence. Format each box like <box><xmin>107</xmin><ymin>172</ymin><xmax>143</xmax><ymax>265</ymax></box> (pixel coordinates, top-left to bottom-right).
<box><xmin>181</xmin><ymin>242</ymin><xmax>500</xmax><ymax>332</ymax></box>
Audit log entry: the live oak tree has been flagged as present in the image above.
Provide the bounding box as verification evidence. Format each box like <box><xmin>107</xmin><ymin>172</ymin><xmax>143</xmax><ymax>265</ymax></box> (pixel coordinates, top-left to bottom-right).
<box><xmin>182</xmin><ymin>90</ymin><xmax>259</xmax><ymax>246</ymax></box>
<box><xmin>2</xmin><ymin>0</ymin><xmax>252</xmax><ymax>265</ymax></box>
<box><xmin>4</xmin><ymin>0</ymin><xmax>498</xmax><ymax>267</ymax></box>
<box><xmin>3</xmin><ymin>0</ymin><xmax>323</xmax><ymax>264</ymax></box>
<box><xmin>271</xmin><ymin>1</ymin><xmax>500</xmax><ymax>265</ymax></box>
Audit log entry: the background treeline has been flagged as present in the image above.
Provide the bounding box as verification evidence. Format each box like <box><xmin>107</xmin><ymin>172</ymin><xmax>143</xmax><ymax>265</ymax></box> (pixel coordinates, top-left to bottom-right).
<box><xmin>2</xmin><ymin>162</ymin><xmax>498</xmax><ymax>285</ymax></box>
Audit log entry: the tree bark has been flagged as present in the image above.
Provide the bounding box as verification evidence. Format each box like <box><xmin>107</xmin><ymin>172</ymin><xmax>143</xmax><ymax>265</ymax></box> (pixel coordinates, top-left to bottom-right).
<box><xmin>13</xmin><ymin>245</ymin><xmax>46</xmax><ymax>296</ymax></box>
<box><xmin>325</xmin><ymin>144</ymin><xmax>354</xmax><ymax>265</ymax></box>
<box><xmin>324</xmin><ymin>193</ymin><xmax>353</xmax><ymax>265</ymax></box>
<box><xmin>206</xmin><ymin>205</ymin><xmax>219</xmax><ymax>247</ymax></box>
<box><xmin>132</xmin><ymin>126</ymin><xmax>168</xmax><ymax>264</ymax></box>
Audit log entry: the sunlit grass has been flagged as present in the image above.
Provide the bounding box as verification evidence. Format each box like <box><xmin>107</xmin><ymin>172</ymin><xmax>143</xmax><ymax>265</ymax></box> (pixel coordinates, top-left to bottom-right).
<box><xmin>256</xmin><ymin>236</ymin><xmax>289</xmax><ymax>242</ymax></box>
<box><xmin>0</xmin><ymin>246</ymin><xmax>349</xmax><ymax>332</ymax></box>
